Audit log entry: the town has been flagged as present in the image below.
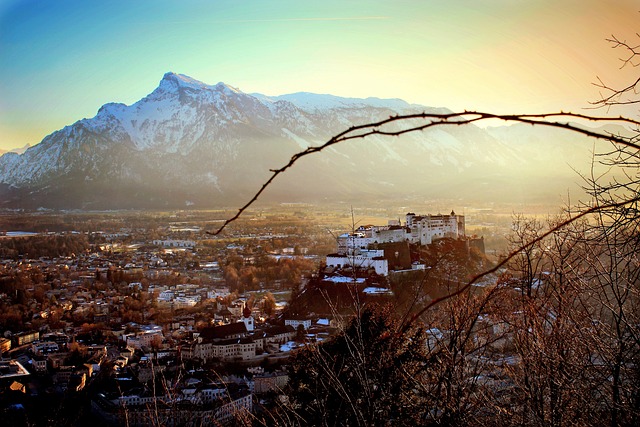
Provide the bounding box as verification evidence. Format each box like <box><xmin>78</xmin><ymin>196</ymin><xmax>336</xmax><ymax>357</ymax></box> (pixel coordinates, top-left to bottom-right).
<box><xmin>0</xmin><ymin>206</ymin><xmax>494</xmax><ymax>425</ymax></box>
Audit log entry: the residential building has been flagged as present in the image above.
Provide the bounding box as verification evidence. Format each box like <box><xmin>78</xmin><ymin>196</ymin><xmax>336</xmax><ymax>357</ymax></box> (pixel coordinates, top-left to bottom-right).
<box><xmin>254</xmin><ymin>371</ymin><xmax>289</xmax><ymax>394</ymax></box>
<box><xmin>285</xmin><ymin>317</ymin><xmax>312</xmax><ymax>331</ymax></box>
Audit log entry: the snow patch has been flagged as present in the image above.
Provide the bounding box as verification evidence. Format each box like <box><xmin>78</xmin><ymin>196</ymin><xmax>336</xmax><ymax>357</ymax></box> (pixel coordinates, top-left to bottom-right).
<box><xmin>260</xmin><ymin>92</ymin><xmax>416</xmax><ymax>113</ymax></box>
<box><xmin>281</xmin><ymin>128</ymin><xmax>311</xmax><ymax>149</ymax></box>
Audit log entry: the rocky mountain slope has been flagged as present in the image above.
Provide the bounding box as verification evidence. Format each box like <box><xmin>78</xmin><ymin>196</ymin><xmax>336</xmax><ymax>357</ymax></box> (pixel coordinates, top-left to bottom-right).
<box><xmin>0</xmin><ymin>73</ymin><xmax>596</xmax><ymax>209</ymax></box>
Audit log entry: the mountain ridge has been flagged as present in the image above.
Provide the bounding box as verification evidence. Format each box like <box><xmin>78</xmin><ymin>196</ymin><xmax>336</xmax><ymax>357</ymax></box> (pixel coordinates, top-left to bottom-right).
<box><xmin>0</xmin><ymin>73</ymin><xmax>596</xmax><ymax>209</ymax></box>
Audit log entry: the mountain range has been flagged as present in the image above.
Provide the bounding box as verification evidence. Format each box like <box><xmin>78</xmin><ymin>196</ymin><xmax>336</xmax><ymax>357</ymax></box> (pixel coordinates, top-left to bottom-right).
<box><xmin>0</xmin><ymin>72</ymin><xmax>600</xmax><ymax>210</ymax></box>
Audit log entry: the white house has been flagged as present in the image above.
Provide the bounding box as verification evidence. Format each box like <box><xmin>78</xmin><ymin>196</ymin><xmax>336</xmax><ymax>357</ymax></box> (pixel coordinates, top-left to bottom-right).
<box><xmin>152</xmin><ymin>239</ymin><xmax>196</xmax><ymax>248</ymax></box>
<box><xmin>285</xmin><ymin>318</ymin><xmax>312</xmax><ymax>330</ymax></box>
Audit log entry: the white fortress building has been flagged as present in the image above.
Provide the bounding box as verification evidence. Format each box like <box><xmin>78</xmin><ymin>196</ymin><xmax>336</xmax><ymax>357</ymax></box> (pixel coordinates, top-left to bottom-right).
<box><xmin>405</xmin><ymin>211</ymin><xmax>465</xmax><ymax>245</ymax></box>
<box><xmin>327</xmin><ymin>211</ymin><xmax>465</xmax><ymax>276</ymax></box>
<box><xmin>326</xmin><ymin>249</ymin><xmax>389</xmax><ymax>276</ymax></box>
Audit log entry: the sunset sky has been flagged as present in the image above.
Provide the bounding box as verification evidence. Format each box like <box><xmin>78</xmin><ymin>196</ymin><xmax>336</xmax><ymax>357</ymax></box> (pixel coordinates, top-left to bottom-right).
<box><xmin>0</xmin><ymin>0</ymin><xmax>637</xmax><ymax>152</ymax></box>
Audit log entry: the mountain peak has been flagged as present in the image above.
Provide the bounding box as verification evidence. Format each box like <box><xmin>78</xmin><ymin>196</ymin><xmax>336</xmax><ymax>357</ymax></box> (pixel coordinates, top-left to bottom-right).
<box><xmin>158</xmin><ymin>72</ymin><xmax>242</xmax><ymax>95</ymax></box>
<box><xmin>160</xmin><ymin>72</ymin><xmax>208</xmax><ymax>89</ymax></box>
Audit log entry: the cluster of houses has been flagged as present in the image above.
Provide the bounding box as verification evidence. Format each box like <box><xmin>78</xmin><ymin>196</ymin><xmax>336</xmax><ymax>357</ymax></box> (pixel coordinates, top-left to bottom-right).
<box><xmin>0</xmin><ymin>214</ymin><xmax>322</xmax><ymax>425</ymax></box>
<box><xmin>0</xmin><ymin>302</ymin><xmax>331</xmax><ymax>425</ymax></box>
<box><xmin>179</xmin><ymin>305</ymin><xmax>332</xmax><ymax>364</ymax></box>
<box><xmin>0</xmin><ymin>328</ymin><xmax>103</xmax><ymax>394</ymax></box>
<box><xmin>91</xmin><ymin>304</ymin><xmax>330</xmax><ymax>426</ymax></box>
<box><xmin>0</xmin><ymin>208</ymin><xmax>488</xmax><ymax>424</ymax></box>
<box><xmin>155</xmin><ymin>283</ymin><xmax>203</xmax><ymax>309</ymax></box>
<box><xmin>96</xmin><ymin>377</ymin><xmax>255</xmax><ymax>427</ymax></box>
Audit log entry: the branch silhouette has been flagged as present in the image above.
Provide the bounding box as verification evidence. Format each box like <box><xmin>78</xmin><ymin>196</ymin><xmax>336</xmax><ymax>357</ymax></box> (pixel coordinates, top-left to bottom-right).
<box><xmin>204</xmin><ymin>109</ymin><xmax>640</xmax><ymax>337</ymax></box>
<box><xmin>397</xmin><ymin>194</ymin><xmax>640</xmax><ymax>335</ymax></box>
<box><xmin>206</xmin><ymin>111</ymin><xmax>639</xmax><ymax>236</ymax></box>
<box><xmin>591</xmin><ymin>32</ymin><xmax>640</xmax><ymax>108</ymax></box>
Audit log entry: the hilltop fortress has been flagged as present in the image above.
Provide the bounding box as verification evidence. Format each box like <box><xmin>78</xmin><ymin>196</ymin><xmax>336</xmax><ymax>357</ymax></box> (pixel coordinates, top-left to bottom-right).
<box><xmin>326</xmin><ymin>211</ymin><xmax>468</xmax><ymax>276</ymax></box>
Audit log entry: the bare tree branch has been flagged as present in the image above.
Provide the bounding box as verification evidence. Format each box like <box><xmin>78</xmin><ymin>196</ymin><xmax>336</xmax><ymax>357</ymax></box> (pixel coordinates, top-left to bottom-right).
<box><xmin>206</xmin><ymin>111</ymin><xmax>639</xmax><ymax>236</ymax></box>
<box><xmin>607</xmin><ymin>34</ymin><xmax>640</xmax><ymax>69</ymax></box>
<box><xmin>591</xmin><ymin>33</ymin><xmax>640</xmax><ymax>108</ymax></box>
<box><xmin>398</xmin><ymin>194</ymin><xmax>640</xmax><ymax>335</ymax></box>
<box><xmin>592</xmin><ymin>75</ymin><xmax>640</xmax><ymax>106</ymax></box>
<box><xmin>205</xmin><ymin>107</ymin><xmax>640</xmax><ymax>341</ymax></box>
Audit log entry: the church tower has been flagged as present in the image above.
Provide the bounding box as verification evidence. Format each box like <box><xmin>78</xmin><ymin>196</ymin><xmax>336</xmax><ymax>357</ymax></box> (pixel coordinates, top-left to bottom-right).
<box><xmin>242</xmin><ymin>305</ymin><xmax>254</xmax><ymax>332</ymax></box>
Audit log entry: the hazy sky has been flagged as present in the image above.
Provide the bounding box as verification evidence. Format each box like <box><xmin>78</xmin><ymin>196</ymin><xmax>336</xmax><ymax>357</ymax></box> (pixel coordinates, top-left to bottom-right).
<box><xmin>0</xmin><ymin>0</ymin><xmax>637</xmax><ymax>151</ymax></box>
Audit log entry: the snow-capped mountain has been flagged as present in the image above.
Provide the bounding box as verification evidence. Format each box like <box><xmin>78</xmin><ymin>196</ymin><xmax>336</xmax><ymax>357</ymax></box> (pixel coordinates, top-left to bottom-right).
<box><xmin>0</xmin><ymin>73</ymin><xmax>592</xmax><ymax>209</ymax></box>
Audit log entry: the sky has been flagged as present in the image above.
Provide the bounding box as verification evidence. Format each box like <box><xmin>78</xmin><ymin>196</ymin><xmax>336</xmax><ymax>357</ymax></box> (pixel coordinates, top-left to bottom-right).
<box><xmin>0</xmin><ymin>0</ymin><xmax>637</xmax><ymax>152</ymax></box>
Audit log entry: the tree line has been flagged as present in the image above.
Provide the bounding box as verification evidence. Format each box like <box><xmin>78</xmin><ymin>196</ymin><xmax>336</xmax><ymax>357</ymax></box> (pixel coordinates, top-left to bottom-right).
<box><xmin>0</xmin><ymin>234</ymin><xmax>89</xmax><ymax>259</ymax></box>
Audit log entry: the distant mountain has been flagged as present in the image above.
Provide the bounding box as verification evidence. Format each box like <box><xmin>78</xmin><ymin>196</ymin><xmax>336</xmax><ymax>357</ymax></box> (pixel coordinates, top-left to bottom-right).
<box><xmin>0</xmin><ymin>73</ymin><xmax>598</xmax><ymax>209</ymax></box>
<box><xmin>0</xmin><ymin>143</ymin><xmax>30</xmax><ymax>156</ymax></box>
